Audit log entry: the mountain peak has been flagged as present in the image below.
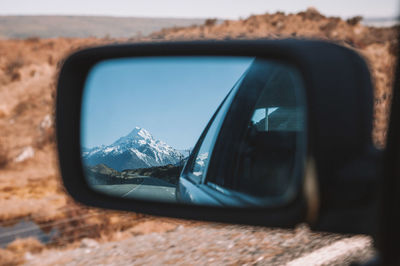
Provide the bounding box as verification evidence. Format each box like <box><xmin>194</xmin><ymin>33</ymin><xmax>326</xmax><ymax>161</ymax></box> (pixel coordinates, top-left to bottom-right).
<box><xmin>83</xmin><ymin>126</ymin><xmax>182</xmax><ymax>171</ymax></box>
<box><xmin>128</xmin><ymin>126</ymin><xmax>153</xmax><ymax>140</ymax></box>
<box><xmin>112</xmin><ymin>126</ymin><xmax>154</xmax><ymax>147</ymax></box>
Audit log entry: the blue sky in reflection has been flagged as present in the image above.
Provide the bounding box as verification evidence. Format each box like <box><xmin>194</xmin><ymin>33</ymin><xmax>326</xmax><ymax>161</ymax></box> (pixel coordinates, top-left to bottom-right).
<box><xmin>81</xmin><ymin>56</ymin><xmax>253</xmax><ymax>150</ymax></box>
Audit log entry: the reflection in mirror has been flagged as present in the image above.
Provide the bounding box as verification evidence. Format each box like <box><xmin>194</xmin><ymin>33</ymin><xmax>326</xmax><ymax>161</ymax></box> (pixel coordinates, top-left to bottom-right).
<box><xmin>80</xmin><ymin>56</ymin><xmax>306</xmax><ymax>207</ymax></box>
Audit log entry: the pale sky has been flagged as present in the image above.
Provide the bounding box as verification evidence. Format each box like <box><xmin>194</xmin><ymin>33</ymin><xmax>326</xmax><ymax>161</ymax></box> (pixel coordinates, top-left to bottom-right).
<box><xmin>1</xmin><ymin>0</ymin><xmax>399</xmax><ymax>19</ymax></box>
<box><xmin>81</xmin><ymin>56</ymin><xmax>253</xmax><ymax>150</ymax></box>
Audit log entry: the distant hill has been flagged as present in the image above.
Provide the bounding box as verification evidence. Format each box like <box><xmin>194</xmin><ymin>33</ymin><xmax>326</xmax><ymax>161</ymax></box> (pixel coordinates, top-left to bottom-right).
<box><xmin>0</xmin><ymin>15</ymin><xmax>206</xmax><ymax>39</ymax></box>
<box><xmin>82</xmin><ymin>127</ymin><xmax>182</xmax><ymax>171</ymax></box>
<box><xmin>362</xmin><ymin>17</ymin><xmax>399</xmax><ymax>27</ymax></box>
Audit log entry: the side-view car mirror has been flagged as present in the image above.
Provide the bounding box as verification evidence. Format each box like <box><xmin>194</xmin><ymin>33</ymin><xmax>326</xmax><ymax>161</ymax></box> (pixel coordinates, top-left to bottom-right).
<box><xmin>81</xmin><ymin>57</ymin><xmax>306</xmax><ymax>207</ymax></box>
<box><xmin>56</xmin><ymin>40</ymin><xmax>380</xmax><ymax>235</ymax></box>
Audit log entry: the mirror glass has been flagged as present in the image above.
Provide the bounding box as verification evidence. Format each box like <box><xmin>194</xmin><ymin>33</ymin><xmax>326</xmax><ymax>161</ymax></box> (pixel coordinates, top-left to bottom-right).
<box><xmin>81</xmin><ymin>56</ymin><xmax>306</xmax><ymax>207</ymax></box>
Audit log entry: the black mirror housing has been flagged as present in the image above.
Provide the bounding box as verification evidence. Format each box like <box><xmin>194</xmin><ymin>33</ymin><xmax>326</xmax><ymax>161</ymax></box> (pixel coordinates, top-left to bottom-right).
<box><xmin>56</xmin><ymin>40</ymin><xmax>378</xmax><ymax>235</ymax></box>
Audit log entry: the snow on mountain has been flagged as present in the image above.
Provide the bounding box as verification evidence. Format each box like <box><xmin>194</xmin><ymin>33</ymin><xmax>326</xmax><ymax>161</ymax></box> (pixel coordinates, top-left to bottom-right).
<box><xmin>82</xmin><ymin>127</ymin><xmax>182</xmax><ymax>171</ymax></box>
<box><xmin>195</xmin><ymin>152</ymin><xmax>209</xmax><ymax>167</ymax></box>
<box><xmin>192</xmin><ymin>152</ymin><xmax>209</xmax><ymax>176</ymax></box>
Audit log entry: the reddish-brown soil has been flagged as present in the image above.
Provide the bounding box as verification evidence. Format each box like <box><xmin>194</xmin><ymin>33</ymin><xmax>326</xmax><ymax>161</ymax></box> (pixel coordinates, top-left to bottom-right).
<box><xmin>0</xmin><ymin>8</ymin><xmax>397</xmax><ymax>264</ymax></box>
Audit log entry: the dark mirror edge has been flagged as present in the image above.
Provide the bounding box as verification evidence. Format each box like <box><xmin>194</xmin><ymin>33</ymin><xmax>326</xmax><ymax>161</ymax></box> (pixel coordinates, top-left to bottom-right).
<box><xmin>56</xmin><ymin>40</ymin><xmax>376</xmax><ymax>235</ymax></box>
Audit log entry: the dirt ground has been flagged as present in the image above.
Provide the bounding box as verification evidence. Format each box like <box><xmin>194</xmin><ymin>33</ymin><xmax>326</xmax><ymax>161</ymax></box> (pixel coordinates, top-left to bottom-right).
<box><xmin>0</xmin><ymin>8</ymin><xmax>397</xmax><ymax>265</ymax></box>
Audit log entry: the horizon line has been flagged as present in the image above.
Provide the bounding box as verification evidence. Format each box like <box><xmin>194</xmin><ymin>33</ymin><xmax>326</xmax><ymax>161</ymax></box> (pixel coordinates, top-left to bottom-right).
<box><xmin>0</xmin><ymin>13</ymin><xmax>396</xmax><ymax>21</ymax></box>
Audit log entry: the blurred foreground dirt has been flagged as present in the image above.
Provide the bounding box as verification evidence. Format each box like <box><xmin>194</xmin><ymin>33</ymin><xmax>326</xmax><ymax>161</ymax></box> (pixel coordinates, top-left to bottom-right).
<box><xmin>0</xmin><ymin>8</ymin><xmax>397</xmax><ymax>265</ymax></box>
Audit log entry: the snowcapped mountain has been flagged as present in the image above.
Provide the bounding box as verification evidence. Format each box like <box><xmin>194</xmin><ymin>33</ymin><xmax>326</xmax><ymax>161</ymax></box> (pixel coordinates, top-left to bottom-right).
<box><xmin>82</xmin><ymin>127</ymin><xmax>183</xmax><ymax>171</ymax></box>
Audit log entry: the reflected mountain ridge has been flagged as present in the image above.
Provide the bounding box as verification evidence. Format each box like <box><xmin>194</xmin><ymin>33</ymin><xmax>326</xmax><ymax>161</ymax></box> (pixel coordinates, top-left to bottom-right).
<box><xmin>82</xmin><ymin>127</ymin><xmax>182</xmax><ymax>171</ymax></box>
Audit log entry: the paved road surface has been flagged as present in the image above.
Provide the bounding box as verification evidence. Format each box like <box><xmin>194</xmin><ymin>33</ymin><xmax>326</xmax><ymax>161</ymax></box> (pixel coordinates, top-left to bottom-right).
<box><xmin>93</xmin><ymin>176</ymin><xmax>176</xmax><ymax>203</ymax></box>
